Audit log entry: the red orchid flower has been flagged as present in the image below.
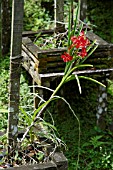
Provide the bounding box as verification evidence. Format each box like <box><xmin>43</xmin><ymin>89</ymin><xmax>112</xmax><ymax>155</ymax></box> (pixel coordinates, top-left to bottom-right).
<box><xmin>71</xmin><ymin>31</ymin><xmax>90</xmax><ymax>49</ymax></box>
<box><xmin>78</xmin><ymin>47</ymin><xmax>87</xmax><ymax>58</ymax></box>
<box><xmin>61</xmin><ymin>52</ymin><xmax>73</xmax><ymax>62</ymax></box>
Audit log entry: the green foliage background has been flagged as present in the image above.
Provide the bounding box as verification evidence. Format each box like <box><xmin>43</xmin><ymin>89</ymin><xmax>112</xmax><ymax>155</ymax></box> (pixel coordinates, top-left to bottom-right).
<box><xmin>23</xmin><ymin>0</ymin><xmax>53</xmax><ymax>31</ymax></box>
<box><xmin>88</xmin><ymin>0</ymin><xmax>113</xmax><ymax>43</ymax></box>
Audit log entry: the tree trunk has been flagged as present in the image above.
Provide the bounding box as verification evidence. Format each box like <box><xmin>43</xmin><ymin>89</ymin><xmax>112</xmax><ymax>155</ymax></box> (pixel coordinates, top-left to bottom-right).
<box><xmin>80</xmin><ymin>0</ymin><xmax>87</xmax><ymax>22</ymax></box>
<box><xmin>7</xmin><ymin>0</ymin><xmax>24</xmax><ymax>149</ymax></box>
<box><xmin>1</xmin><ymin>0</ymin><xmax>11</xmax><ymax>56</ymax></box>
<box><xmin>54</xmin><ymin>0</ymin><xmax>65</xmax><ymax>32</ymax></box>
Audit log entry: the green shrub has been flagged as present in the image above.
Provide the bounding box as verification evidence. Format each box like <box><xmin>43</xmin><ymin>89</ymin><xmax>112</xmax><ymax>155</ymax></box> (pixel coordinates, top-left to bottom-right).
<box><xmin>88</xmin><ymin>0</ymin><xmax>113</xmax><ymax>43</ymax></box>
<box><xmin>24</xmin><ymin>0</ymin><xmax>52</xmax><ymax>31</ymax></box>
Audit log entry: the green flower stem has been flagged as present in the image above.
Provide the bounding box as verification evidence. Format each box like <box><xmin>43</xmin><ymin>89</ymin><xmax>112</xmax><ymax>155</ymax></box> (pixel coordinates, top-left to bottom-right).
<box><xmin>51</xmin><ymin>77</ymin><xmax>65</xmax><ymax>97</ymax></box>
<box><xmin>35</xmin><ymin>64</ymin><xmax>79</xmax><ymax>119</ymax></box>
<box><xmin>35</xmin><ymin>76</ymin><xmax>66</xmax><ymax>119</ymax></box>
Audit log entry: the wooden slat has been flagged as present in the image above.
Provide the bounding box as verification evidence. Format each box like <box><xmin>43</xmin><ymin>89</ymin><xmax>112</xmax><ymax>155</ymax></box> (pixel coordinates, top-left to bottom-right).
<box><xmin>22</xmin><ymin>37</ymin><xmax>40</xmax><ymax>57</ymax></box>
<box><xmin>86</xmin><ymin>31</ymin><xmax>108</xmax><ymax>45</ymax></box>
<box><xmin>39</xmin><ymin>68</ymin><xmax>113</xmax><ymax>78</ymax></box>
<box><xmin>22</xmin><ymin>44</ymin><xmax>39</xmax><ymax>64</ymax></box>
<box><xmin>22</xmin><ymin>29</ymin><xmax>54</xmax><ymax>36</ymax></box>
<box><xmin>22</xmin><ymin>46</ymin><xmax>41</xmax><ymax>85</ymax></box>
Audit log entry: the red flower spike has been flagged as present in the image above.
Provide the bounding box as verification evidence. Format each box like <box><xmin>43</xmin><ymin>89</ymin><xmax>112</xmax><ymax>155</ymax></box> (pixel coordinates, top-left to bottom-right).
<box><xmin>71</xmin><ymin>31</ymin><xmax>90</xmax><ymax>49</ymax></box>
<box><xmin>71</xmin><ymin>36</ymin><xmax>78</xmax><ymax>45</ymax></box>
<box><xmin>61</xmin><ymin>52</ymin><xmax>73</xmax><ymax>62</ymax></box>
<box><xmin>78</xmin><ymin>47</ymin><xmax>87</xmax><ymax>58</ymax></box>
<box><xmin>61</xmin><ymin>31</ymin><xmax>90</xmax><ymax>61</ymax></box>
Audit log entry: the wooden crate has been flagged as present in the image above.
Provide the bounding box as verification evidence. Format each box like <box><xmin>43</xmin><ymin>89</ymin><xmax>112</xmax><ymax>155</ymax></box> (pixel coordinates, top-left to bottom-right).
<box><xmin>22</xmin><ymin>30</ymin><xmax>113</xmax><ymax>84</ymax></box>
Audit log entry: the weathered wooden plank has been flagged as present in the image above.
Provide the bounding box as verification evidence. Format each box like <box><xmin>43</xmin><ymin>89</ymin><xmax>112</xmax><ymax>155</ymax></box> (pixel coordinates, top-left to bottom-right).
<box><xmin>22</xmin><ymin>29</ymin><xmax>54</xmax><ymax>37</ymax></box>
<box><xmin>22</xmin><ymin>44</ymin><xmax>39</xmax><ymax>64</ymax></box>
<box><xmin>86</xmin><ymin>31</ymin><xmax>108</xmax><ymax>45</ymax></box>
<box><xmin>22</xmin><ymin>37</ymin><xmax>40</xmax><ymax>57</ymax></box>
<box><xmin>37</xmin><ymin>48</ymin><xmax>66</xmax><ymax>55</ymax></box>
<box><xmin>6</xmin><ymin>161</ymin><xmax>57</xmax><ymax>170</ymax></box>
<box><xmin>39</xmin><ymin>68</ymin><xmax>113</xmax><ymax>78</ymax></box>
<box><xmin>22</xmin><ymin>50</ymin><xmax>41</xmax><ymax>85</ymax></box>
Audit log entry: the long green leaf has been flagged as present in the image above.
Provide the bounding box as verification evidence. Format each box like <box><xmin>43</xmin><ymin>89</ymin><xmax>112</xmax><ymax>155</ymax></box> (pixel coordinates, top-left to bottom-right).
<box><xmin>78</xmin><ymin>23</ymin><xmax>83</xmax><ymax>36</ymax></box>
<box><xmin>32</xmin><ymin>101</ymin><xmax>49</xmax><ymax>120</ymax></box>
<box><xmin>87</xmin><ymin>40</ymin><xmax>97</xmax><ymax>52</ymax></box>
<box><xmin>87</xmin><ymin>44</ymin><xmax>98</xmax><ymax>57</ymax></box>
<box><xmin>81</xmin><ymin>41</ymin><xmax>98</xmax><ymax>64</ymax></box>
<box><xmin>64</xmin><ymin>74</ymin><xmax>76</xmax><ymax>83</ymax></box>
<box><xmin>66</xmin><ymin>64</ymin><xmax>93</xmax><ymax>77</ymax></box>
<box><xmin>42</xmin><ymin>121</ymin><xmax>57</xmax><ymax>131</ymax></box>
<box><xmin>64</xmin><ymin>74</ymin><xmax>82</xmax><ymax>94</ymax></box>
<box><xmin>64</xmin><ymin>60</ymin><xmax>72</xmax><ymax>75</ymax></box>
<box><xmin>19</xmin><ymin>107</ymin><xmax>32</xmax><ymax>126</ymax></box>
<box><xmin>78</xmin><ymin>76</ymin><xmax>106</xmax><ymax>87</ymax></box>
<box><xmin>33</xmin><ymin>96</ymin><xmax>58</xmax><ymax>120</ymax></box>
<box><xmin>75</xmin><ymin>74</ymin><xmax>81</xmax><ymax>94</ymax></box>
